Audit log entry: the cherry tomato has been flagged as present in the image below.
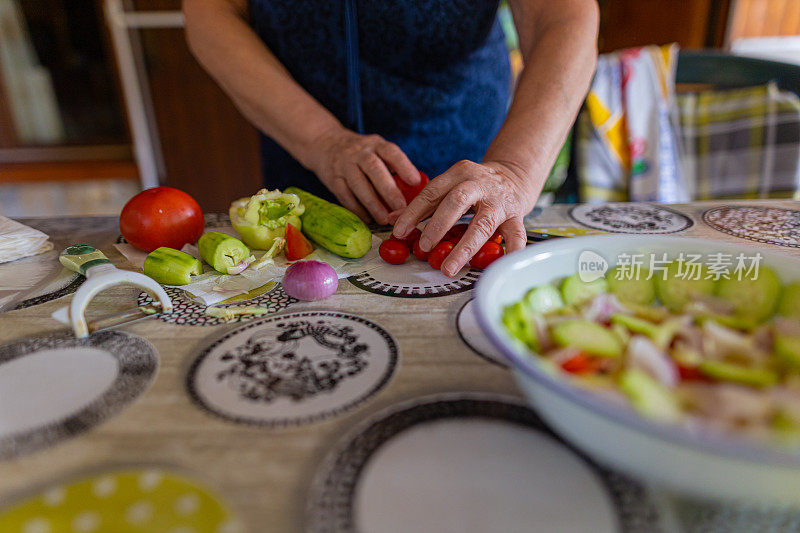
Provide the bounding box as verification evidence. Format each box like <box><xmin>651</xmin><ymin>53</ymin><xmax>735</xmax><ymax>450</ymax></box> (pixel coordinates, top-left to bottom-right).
<box><xmin>392</xmin><ymin>170</ymin><xmax>429</xmax><ymax>204</ymax></box>
<box><xmin>444</xmin><ymin>223</ymin><xmax>468</xmax><ymax>242</ymax></box>
<box><xmin>428</xmin><ymin>241</ymin><xmax>454</xmax><ymax>270</ymax></box>
<box><xmin>561</xmin><ymin>353</ymin><xmax>601</xmax><ymax>374</ymax></box>
<box><xmin>285</xmin><ymin>223</ymin><xmax>314</xmax><ymax>261</ymax></box>
<box><xmin>379</xmin><ymin>239</ymin><xmax>410</xmax><ymax>265</ymax></box>
<box><xmin>119</xmin><ymin>186</ymin><xmax>204</xmax><ymax>252</ymax></box>
<box><xmin>489</xmin><ymin>230</ymin><xmax>503</xmax><ymax>244</ymax></box>
<box><xmin>390</xmin><ymin>227</ymin><xmax>421</xmax><ymax>249</ymax></box>
<box><xmin>412</xmin><ymin>238</ymin><xmax>429</xmax><ymax>261</ymax></box>
<box><xmin>469</xmin><ymin>241</ymin><xmax>504</xmax><ymax>269</ymax></box>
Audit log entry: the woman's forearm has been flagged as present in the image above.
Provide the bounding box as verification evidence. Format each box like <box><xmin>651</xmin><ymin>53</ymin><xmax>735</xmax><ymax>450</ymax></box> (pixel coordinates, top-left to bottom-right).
<box><xmin>484</xmin><ymin>0</ymin><xmax>599</xmax><ymax>195</ymax></box>
<box><xmin>183</xmin><ymin>0</ymin><xmax>342</xmax><ymax>171</ymax></box>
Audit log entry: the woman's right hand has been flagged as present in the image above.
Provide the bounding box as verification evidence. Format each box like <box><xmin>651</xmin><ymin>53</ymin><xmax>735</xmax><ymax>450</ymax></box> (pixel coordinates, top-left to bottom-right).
<box><xmin>308</xmin><ymin>127</ymin><xmax>420</xmax><ymax>224</ymax></box>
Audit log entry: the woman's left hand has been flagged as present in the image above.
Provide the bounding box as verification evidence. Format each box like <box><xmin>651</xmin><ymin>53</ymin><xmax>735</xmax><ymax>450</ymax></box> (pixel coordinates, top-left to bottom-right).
<box><xmin>390</xmin><ymin>160</ymin><xmax>539</xmax><ymax>277</ymax></box>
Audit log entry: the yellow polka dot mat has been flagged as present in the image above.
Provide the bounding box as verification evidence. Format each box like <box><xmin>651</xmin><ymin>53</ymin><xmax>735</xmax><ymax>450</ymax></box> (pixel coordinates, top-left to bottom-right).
<box><xmin>0</xmin><ymin>469</ymin><xmax>241</xmax><ymax>533</ymax></box>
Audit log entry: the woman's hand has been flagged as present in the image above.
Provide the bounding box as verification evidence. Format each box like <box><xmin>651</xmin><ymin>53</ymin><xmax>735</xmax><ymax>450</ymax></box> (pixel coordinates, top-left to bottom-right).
<box><xmin>309</xmin><ymin>127</ymin><xmax>420</xmax><ymax>225</ymax></box>
<box><xmin>391</xmin><ymin>160</ymin><xmax>539</xmax><ymax>277</ymax></box>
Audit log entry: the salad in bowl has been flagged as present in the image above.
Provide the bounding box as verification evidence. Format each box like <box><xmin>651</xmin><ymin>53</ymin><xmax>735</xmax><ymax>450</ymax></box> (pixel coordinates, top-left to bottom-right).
<box><xmin>474</xmin><ymin>235</ymin><xmax>800</xmax><ymax>503</ymax></box>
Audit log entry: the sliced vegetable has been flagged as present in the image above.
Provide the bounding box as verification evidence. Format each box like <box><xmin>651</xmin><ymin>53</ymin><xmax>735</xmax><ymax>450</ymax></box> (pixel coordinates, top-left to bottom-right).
<box><xmin>716</xmin><ymin>266</ymin><xmax>781</xmax><ymax>323</ymax></box>
<box><xmin>607</xmin><ymin>266</ymin><xmax>655</xmax><ymax>305</ymax></box>
<box><xmin>285</xmin><ymin>222</ymin><xmax>314</xmax><ymax>261</ymax></box>
<box><xmin>229</xmin><ymin>188</ymin><xmax>304</xmax><ymax>250</ymax></box>
<box><xmin>205</xmin><ymin>306</ymin><xmax>270</xmax><ymax>320</ymax></box>
<box><xmin>550</xmin><ymin>319</ymin><xmax>623</xmax><ymax>358</ymax></box>
<box><xmin>610</xmin><ymin>313</ymin><xmax>659</xmax><ymax>338</ymax></box>
<box><xmin>250</xmin><ymin>237</ymin><xmax>285</xmax><ymax>270</ymax></box>
<box><xmin>227</xmin><ymin>255</ymin><xmax>256</xmax><ymax>275</ymax></box>
<box><xmin>143</xmin><ymin>247</ymin><xmax>202</xmax><ymax>285</ymax></box>
<box><xmin>379</xmin><ymin>239</ymin><xmax>410</xmax><ymax>265</ymax></box>
<box><xmin>775</xmin><ymin>333</ymin><xmax>800</xmax><ymax>368</ymax></box>
<box><xmin>523</xmin><ymin>284</ymin><xmax>564</xmax><ymax>314</ymax></box>
<box><xmin>285</xmin><ymin>187</ymin><xmax>372</xmax><ymax>258</ymax></box>
<box><xmin>698</xmin><ymin>360</ymin><xmax>778</xmax><ymax>388</ymax></box>
<box><xmin>560</xmin><ymin>273</ymin><xmax>608</xmax><ymax>306</ymax></box>
<box><xmin>282</xmin><ymin>260</ymin><xmax>338</xmax><ymax>301</ymax></box>
<box><xmin>654</xmin><ymin>261</ymin><xmax>716</xmax><ymax>312</ymax></box>
<box><xmin>198</xmin><ymin>232</ymin><xmax>251</xmax><ymax>274</ymax></box>
<box><xmin>561</xmin><ymin>353</ymin><xmax>602</xmax><ymax>374</ymax></box>
<box><xmin>778</xmin><ymin>282</ymin><xmax>800</xmax><ymax>319</ymax></box>
<box><xmin>502</xmin><ymin>301</ymin><xmax>540</xmax><ymax>351</ymax></box>
<box><xmin>619</xmin><ymin>368</ymin><xmax>681</xmax><ymax>422</ymax></box>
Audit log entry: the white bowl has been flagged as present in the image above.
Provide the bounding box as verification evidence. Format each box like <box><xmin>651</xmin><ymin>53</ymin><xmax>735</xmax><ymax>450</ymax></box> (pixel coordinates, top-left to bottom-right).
<box><xmin>474</xmin><ymin>234</ymin><xmax>800</xmax><ymax>505</ymax></box>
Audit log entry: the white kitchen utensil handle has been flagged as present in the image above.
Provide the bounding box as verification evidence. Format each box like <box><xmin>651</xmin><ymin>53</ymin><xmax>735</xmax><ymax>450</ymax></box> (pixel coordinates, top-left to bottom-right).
<box><xmin>59</xmin><ymin>244</ymin><xmax>173</xmax><ymax>337</ymax></box>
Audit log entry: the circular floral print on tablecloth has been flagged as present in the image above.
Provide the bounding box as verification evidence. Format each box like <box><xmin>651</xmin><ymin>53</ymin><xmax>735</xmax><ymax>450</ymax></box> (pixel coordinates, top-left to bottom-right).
<box><xmin>570</xmin><ymin>203</ymin><xmax>693</xmax><ymax>234</ymax></box>
<box><xmin>137</xmin><ymin>282</ymin><xmax>297</xmax><ymax>326</ymax></box>
<box><xmin>348</xmin><ymin>265</ymin><xmax>481</xmax><ymax>298</ymax></box>
<box><xmin>456</xmin><ymin>299</ymin><xmax>507</xmax><ymax>367</ymax></box>
<box><xmin>306</xmin><ymin>394</ymin><xmax>663</xmax><ymax>533</ymax></box>
<box><xmin>187</xmin><ymin>311</ymin><xmax>398</xmax><ymax>428</ymax></box>
<box><xmin>0</xmin><ymin>331</ymin><xmax>157</xmax><ymax>460</ymax></box>
<box><xmin>0</xmin><ymin>468</ymin><xmax>243</xmax><ymax>533</ymax></box>
<box><xmin>703</xmin><ymin>206</ymin><xmax>800</xmax><ymax>248</ymax></box>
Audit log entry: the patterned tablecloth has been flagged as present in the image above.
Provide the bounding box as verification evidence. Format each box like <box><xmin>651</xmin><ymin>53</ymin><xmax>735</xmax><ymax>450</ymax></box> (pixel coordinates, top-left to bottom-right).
<box><xmin>0</xmin><ymin>199</ymin><xmax>798</xmax><ymax>533</ymax></box>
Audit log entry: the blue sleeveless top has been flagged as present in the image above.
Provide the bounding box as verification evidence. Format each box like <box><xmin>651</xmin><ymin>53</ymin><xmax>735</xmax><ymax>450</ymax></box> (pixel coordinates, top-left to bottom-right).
<box><xmin>249</xmin><ymin>0</ymin><xmax>511</xmax><ymax>201</ymax></box>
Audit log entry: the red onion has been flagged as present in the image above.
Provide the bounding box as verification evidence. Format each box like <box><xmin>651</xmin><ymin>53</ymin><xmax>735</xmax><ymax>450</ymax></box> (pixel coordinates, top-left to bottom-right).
<box><xmin>282</xmin><ymin>260</ymin><xmax>338</xmax><ymax>301</ymax></box>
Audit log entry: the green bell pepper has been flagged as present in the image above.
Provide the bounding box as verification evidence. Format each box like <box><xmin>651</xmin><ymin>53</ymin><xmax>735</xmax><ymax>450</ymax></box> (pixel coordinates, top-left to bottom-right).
<box><xmin>228</xmin><ymin>189</ymin><xmax>305</xmax><ymax>250</ymax></box>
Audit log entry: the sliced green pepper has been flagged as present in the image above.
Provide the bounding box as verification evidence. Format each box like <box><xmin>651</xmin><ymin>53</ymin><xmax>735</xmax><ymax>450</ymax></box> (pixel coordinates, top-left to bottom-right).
<box><xmin>229</xmin><ymin>189</ymin><xmax>305</xmax><ymax>250</ymax></box>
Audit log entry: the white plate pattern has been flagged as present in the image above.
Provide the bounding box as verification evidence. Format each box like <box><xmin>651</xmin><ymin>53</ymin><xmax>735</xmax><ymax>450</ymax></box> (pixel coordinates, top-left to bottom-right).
<box><xmin>186</xmin><ymin>311</ymin><xmax>398</xmax><ymax>427</ymax></box>
<box><xmin>0</xmin><ymin>331</ymin><xmax>157</xmax><ymax>459</ymax></box>
<box><xmin>703</xmin><ymin>205</ymin><xmax>800</xmax><ymax>248</ymax></box>
<box><xmin>306</xmin><ymin>395</ymin><xmax>662</xmax><ymax>533</ymax></box>
<box><xmin>456</xmin><ymin>298</ymin><xmax>507</xmax><ymax>367</ymax></box>
<box><xmin>570</xmin><ymin>203</ymin><xmax>693</xmax><ymax>234</ymax></box>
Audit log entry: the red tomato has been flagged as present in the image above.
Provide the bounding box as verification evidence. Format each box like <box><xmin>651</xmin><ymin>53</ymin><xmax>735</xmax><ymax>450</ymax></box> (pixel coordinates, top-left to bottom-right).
<box><xmin>379</xmin><ymin>239</ymin><xmax>410</xmax><ymax>265</ymax></box>
<box><xmin>469</xmin><ymin>241</ymin><xmax>504</xmax><ymax>269</ymax></box>
<box><xmin>489</xmin><ymin>230</ymin><xmax>503</xmax><ymax>244</ymax></box>
<box><xmin>390</xmin><ymin>227</ymin><xmax>421</xmax><ymax>249</ymax></box>
<box><xmin>444</xmin><ymin>223</ymin><xmax>468</xmax><ymax>242</ymax></box>
<box><xmin>561</xmin><ymin>353</ymin><xmax>601</xmax><ymax>374</ymax></box>
<box><xmin>412</xmin><ymin>239</ymin><xmax>429</xmax><ymax>261</ymax></box>
<box><xmin>119</xmin><ymin>186</ymin><xmax>204</xmax><ymax>252</ymax></box>
<box><xmin>285</xmin><ymin>223</ymin><xmax>314</xmax><ymax>261</ymax></box>
<box><xmin>428</xmin><ymin>241</ymin><xmax>454</xmax><ymax>270</ymax></box>
<box><xmin>392</xmin><ymin>171</ymin><xmax>429</xmax><ymax>204</ymax></box>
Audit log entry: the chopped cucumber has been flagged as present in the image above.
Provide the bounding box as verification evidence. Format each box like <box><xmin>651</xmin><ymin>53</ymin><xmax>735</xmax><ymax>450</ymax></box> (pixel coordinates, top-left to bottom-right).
<box><xmin>698</xmin><ymin>360</ymin><xmax>778</xmax><ymax>388</ymax></box>
<box><xmin>618</xmin><ymin>369</ymin><xmax>681</xmax><ymax>422</ymax></box>
<box><xmin>775</xmin><ymin>334</ymin><xmax>800</xmax><ymax>368</ymax></box>
<box><xmin>654</xmin><ymin>261</ymin><xmax>716</xmax><ymax>312</ymax></box>
<box><xmin>778</xmin><ymin>282</ymin><xmax>800</xmax><ymax>320</ymax></box>
<box><xmin>560</xmin><ymin>274</ymin><xmax>608</xmax><ymax>306</ymax></box>
<box><xmin>550</xmin><ymin>319</ymin><xmax>622</xmax><ymax>358</ymax></box>
<box><xmin>695</xmin><ymin>313</ymin><xmax>758</xmax><ymax>332</ymax></box>
<box><xmin>610</xmin><ymin>313</ymin><xmax>659</xmax><ymax>338</ymax></box>
<box><xmin>502</xmin><ymin>302</ymin><xmax>540</xmax><ymax>352</ymax></box>
<box><xmin>607</xmin><ymin>266</ymin><xmax>655</xmax><ymax>305</ymax></box>
<box><xmin>523</xmin><ymin>284</ymin><xmax>564</xmax><ymax>314</ymax></box>
<box><xmin>143</xmin><ymin>247</ymin><xmax>203</xmax><ymax>285</ymax></box>
<box><xmin>716</xmin><ymin>266</ymin><xmax>781</xmax><ymax>323</ymax></box>
<box><xmin>198</xmin><ymin>232</ymin><xmax>251</xmax><ymax>274</ymax></box>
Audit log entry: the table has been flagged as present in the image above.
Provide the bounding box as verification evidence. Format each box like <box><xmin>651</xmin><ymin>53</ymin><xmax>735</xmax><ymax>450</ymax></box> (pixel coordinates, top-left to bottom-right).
<box><xmin>1</xmin><ymin>199</ymin><xmax>799</xmax><ymax>532</ymax></box>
